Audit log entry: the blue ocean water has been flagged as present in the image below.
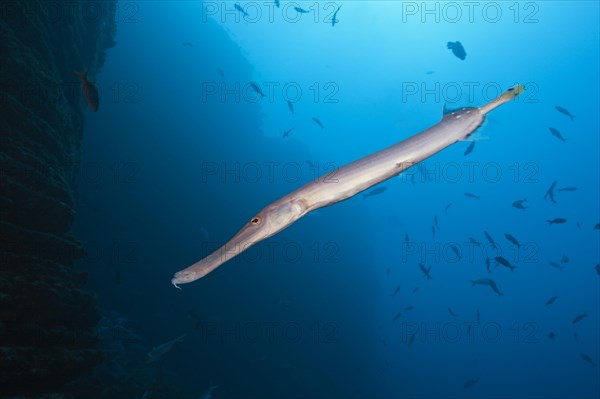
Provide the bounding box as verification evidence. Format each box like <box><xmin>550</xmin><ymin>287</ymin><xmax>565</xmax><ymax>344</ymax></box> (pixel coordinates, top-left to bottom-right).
<box><xmin>73</xmin><ymin>1</ymin><xmax>599</xmax><ymax>398</ymax></box>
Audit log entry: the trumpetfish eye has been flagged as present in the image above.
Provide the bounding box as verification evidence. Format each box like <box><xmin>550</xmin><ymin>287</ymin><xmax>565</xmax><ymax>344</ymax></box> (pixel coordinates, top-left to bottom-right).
<box><xmin>251</xmin><ymin>216</ymin><xmax>261</xmax><ymax>225</ymax></box>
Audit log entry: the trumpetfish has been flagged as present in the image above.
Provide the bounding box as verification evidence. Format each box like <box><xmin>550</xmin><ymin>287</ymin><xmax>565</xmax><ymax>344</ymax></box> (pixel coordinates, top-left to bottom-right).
<box><xmin>171</xmin><ymin>85</ymin><xmax>525</xmax><ymax>288</ymax></box>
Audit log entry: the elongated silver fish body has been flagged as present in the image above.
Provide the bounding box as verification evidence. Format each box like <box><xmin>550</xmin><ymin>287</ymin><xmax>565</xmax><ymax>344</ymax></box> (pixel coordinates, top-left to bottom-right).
<box><xmin>172</xmin><ymin>86</ymin><xmax>524</xmax><ymax>287</ymax></box>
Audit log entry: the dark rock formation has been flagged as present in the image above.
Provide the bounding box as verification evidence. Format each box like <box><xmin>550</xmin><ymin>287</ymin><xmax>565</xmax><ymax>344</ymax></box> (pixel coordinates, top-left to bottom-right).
<box><xmin>0</xmin><ymin>1</ymin><xmax>117</xmax><ymax>396</ymax></box>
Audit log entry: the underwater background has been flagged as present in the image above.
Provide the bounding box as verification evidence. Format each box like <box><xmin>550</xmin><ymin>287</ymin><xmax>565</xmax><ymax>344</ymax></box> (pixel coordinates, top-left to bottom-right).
<box><xmin>1</xmin><ymin>1</ymin><xmax>598</xmax><ymax>398</ymax></box>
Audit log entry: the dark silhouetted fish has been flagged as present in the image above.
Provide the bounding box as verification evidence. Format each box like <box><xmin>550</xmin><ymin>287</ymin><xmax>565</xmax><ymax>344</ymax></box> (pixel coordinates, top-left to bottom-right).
<box><xmin>405</xmin><ymin>234</ymin><xmax>410</xmax><ymax>244</ymax></box>
<box><xmin>450</xmin><ymin>244</ymin><xmax>461</xmax><ymax>259</ymax></box>
<box><xmin>574</xmin><ymin>332</ymin><xmax>579</xmax><ymax>344</ymax></box>
<box><xmin>512</xmin><ymin>198</ymin><xmax>528</xmax><ymax>210</ymax></box>
<box><xmin>412</xmin><ymin>287</ymin><xmax>419</xmax><ymax>294</ymax></box>
<box><xmin>312</xmin><ymin>117</ymin><xmax>324</xmax><ymax>129</ymax></box>
<box><xmin>447</xmin><ymin>41</ymin><xmax>466</xmax><ymax>60</ymax></box>
<box><xmin>594</xmin><ymin>222</ymin><xmax>600</xmax><ymax>230</ymax></box>
<box><xmin>504</xmin><ymin>233</ymin><xmax>521</xmax><ymax>248</ymax></box>
<box><xmin>547</xmin><ymin>218</ymin><xmax>567</xmax><ymax>225</ymax></box>
<box><xmin>448</xmin><ymin>307</ymin><xmax>458</xmax><ymax>317</ymax></box>
<box><xmin>331</xmin><ymin>5</ymin><xmax>342</xmax><ymax>26</ymax></box>
<box><xmin>250</xmin><ymin>82</ymin><xmax>266</xmax><ymax>98</ymax></box>
<box><xmin>234</xmin><ymin>2</ymin><xmax>249</xmax><ymax>16</ymax></box>
<box><xmin>145</xmin><ymin>334</ymin><xmax>186</xmax><ymax>364</ymax></box>
<box><xmin>561</xmin><ymin>255</ymin><xmax>569</xmax><ymax>264</ymax></box>
<box><xmin>463</xmin><ymin>377</ymin><xmax>479</xmax><ymax>389</ymax></box>
<box><xmin>408</xmin><ymin>333</ymin><xmax>416</xmax><ymax>346</ymax></box>
<box><xmin>445</xmin><ymin>202</ymin><xmax>453</xmax><ymax>214</ymax></box>
<box><xmin>287</xmin><ymin>100</ymin><xmax>294</xmax><ymax>114</ymax></box>
<box><xmin>484</xmin><ymin>231</ymin><xmax>497</xmax><ymax>248</ymax></box>
<box><xmin>403</xmin><ymin>306</ymin><xmax>414</xmax><ymax>311</ymax></box>
<box><xmin>390</xmin><ymin>285</ymin><xmax>400</xmax><ymax>297</ymax></box>
<box><xmin>426</xmin><ymin>70</ymin><xmax>435</xmax><ymax>75</ymax></box>
<box><xmin>555</xmin><ymin>106</ymin><xmax>575</xmax><ymax>120</ymax></box>
<box><xmin>580</xmin><ymin>353</ymin><xmax>596</xmax><ymax>367</ymax></box>
<box><xmin>182</xmin><ymin>42</ymin><xmax>194</xmax><ymax>47</ymax></box>
<box><xmin>495</xmin><ymin>256</ymin><xmax>516</xmax><ymax>272</ymax></box>
<box><xmin>549</xmin><ymin>127</ymin><xmax>566</xmax><ymax>142</ymax></box>
<box><xmin>548</xmin><ymin>332</ymin><xmax>555</xmax><ymax>340</ymax></box>
<box><xmin>577</xmin><ymin>221</ymin><xmax>581</xmax><ymax>228</ymax></box>
<box><xmin>74</xmin><ymin>69</ymin><xmax>99</xmax><ymax>112</ymax></box>
<box><xmin>419</xmin><ymin>263</ymin><xmax>432</xmax><ymax>280</ymax></box>
<box><xmin>393</xmin><ymin>312</ymin><xmax>402</xmax><ymax>321</ymax></box>
<box><xmin>434</xmin><ymin>215</ymin><xmax>440</xmax><ymax>230</ymax></box>
<box><xmin>386</xmin><ymin>267</ymin><xmax>390</xmax><ymax>277</ymax></box>
<box><xmin>558</xmin><ymin>186</ymin><xmax>578</xmax><ymax>192</ymax></box>
<box><xmin>363</xmin><ymin>186</ymin><xmax>387</xmax><ymax>199</ymax></box>
<box><xmin>464</xmin><ymin>141</ymin><xmax>475</xmax><ymax>156</ymax></box>
<box><xmin>294</xmin><ymin>6</ymin><xmax>310</xmax><ymax>13</ymax></box>
<box><xmin>548</xmin><ymin>261</ymin><xmax>564</xmax><ymax>271</ymax></box>
<box><xmin>274</xmin><ymin>0</ymin><xmax>280</xmax><ymax>7</ymax></box>
<box><xmin>545</xmin><ymin>295</ymin><xmax>558</xmax><ymax>306</ymax></box>
<box><xmin>595</xmin><ymin>264</ymin><xmax>600</xmax><ymax>275</ymax></box>
<box><xmin>485</xmin><ymin>257</ymin><xmax>491</xmax><ymax>273</ymax></box>
<box><xmin>544</xmin><ymin>181</ymin><xmax>557</xmax><ymax>203</ymax></box>
<box><xmin>572</xmin><ymin>313</ymin><xmax>587</xmax><ymax>324</ymax></box>
<box><xmin>217</xmin><ymin>67</ymin><xmax>225</xmax><ymax>79</ymax></box>
<box><xmin>464</xmin><ymin>192</ymin><xmax>480</xmax><ymax>200</ymax></box>
<box><xmin>282</xmin><ymin>127</ymin><xmax>295</xmax><ymax>138</ymax></box>
<box><xmin>471</xmin><ymin>278</ymin><xmax>503</xmax><ymax>296</ymax></box>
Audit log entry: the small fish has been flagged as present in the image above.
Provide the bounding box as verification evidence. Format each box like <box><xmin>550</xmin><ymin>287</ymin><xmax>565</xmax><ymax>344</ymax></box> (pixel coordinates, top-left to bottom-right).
<box><xmin>287</xmin><ymin>100</ymin><xmax>295</xmax><ymax>114</ymax></box>
<box><xmin>572</xmin><ymin>313</ymin><xmax>587</xmax><ymax>324</ymax></box>
<box><xmin>470</xmin><ymin>278</ymin><xmax>503</xmax><ymax>296</ymax></box>
<box><xmin>548</xmin><ymin>261</ymin><xmax>564</xmax><ymax>271</ymax></box>
<box><xmin>434</xmin><ymin>215</ymin><xmax>440</xmax><ymax>230</ymax></box>
<box><xmin>311</xmin><ymin>117</ymin><xmax>324</xmax><ymax>129</ymax></box>
<box><xmin>363</xmin><ymin>186</ymin><xmax>387</xmax><ymax>199</ymax></box>
<box><xmin>544</xmin><ymin>181</ymin><xmax>557</xmax><ymax>203</ymax></box>
<box><xmin>234</xmin><ymin>3</ymin><xmax>248</xmax><ymax>16</ymax></box>
<box><xmin>282</xmin><ymin>127</ymin><xmax>295</xmax><ymax>138</ymax></box>
<box><xmin>580</xmin><ymin>353</ymin><xmax>597</xmax><ymax>368</ymax></box>
<box><xmin>217</xmin><ymin>67</ymin><xmax>225</xmax><ymax>80</ymax></box>
<box><xmin>274</xmin><ymin>0</ymin><xmax>280</xmax><ymax>7</ymax></box>
<box><xmin>469</xmin><ymin>237</ymin><xmax>481</xmax><ymax>245</ymax></box>
<box><xmin>412</xmin><ymin>287</ymin><xmax>419</xmax><ymax>294</ymax></box>
<box><xmin>448</xmin><ymin>307</ymin><xmax>458</xmax><ymax>317</ymax></box>
<box><xmin>444</xmin><ymin>202</ymin><xmax>453</xmax><ymax>214</ymax></box>
<box><xmin>548</xmin><ymin>332</ymin><xmax>555</xmax><ymax>340</ymax></box>
<box><xmin>463</xmin><ymin>377</ymin><xmax>479</xmax><ymax>389</ymax></box>
<box><xmin>419</xmin><ymin>263</ymin><xmax>432</xmax><ymax>280</ymax></box>
<box><xmin>447</xmin><ymin>41</ymin><xmax>467</xmax><ymax>60</ymax></box>
<box><xmin>294</xmin><ymin>6</ymin><xmax>310</xmax><ymax>13</ymax></box>
<box><xmin>408</xmin><ymin>333</ymin><xmax>416</xmax><ymax>346</ymax></box>
<box><xmin>594</xmin><ymin>222</ymin><xmax>600</xmax><ymax>230</ymax></box>
<box><xmin>426</xmin><ymin>70</ymin><xmax>435</xmax><ymax>75</ymax></box>
<box><xmin>574</xmin><ymin>332</ymin><xmax>580</xmax><ymax>344</ymax></box>
<box><xmin>561</xmin><ymin>255</ymin><xmax>569</xmax><ymax>264</ymax></box>
<box><xmin>331</xmin><ymin>5</ymin><xmax>342</xmax><ymax>26</ymax></box>
<box><xmin>393</xmin><ymin>312</ymin><xmax>402</xmax><ymax>321</ymax></box>
<box><xmin>405</xmin><ymin>234</ymin><xmax>410</xmax><ymax>244</ymax></box>
<box><xmin>595</xmin><ymin>264</ymin><xmax>600</xmax><ymax>275</ymax></box>
<box><xmin>249</xmin><ymin>82</ymin><xmax>266</xmax><ymax>98</ymax></box>
<box><xmin>182</xmin><ymin>41</ymin><xmax>194</xmax><ymax>47</ymax></box>
<box><xmin>547</xmin><ymin>218</ymin><xmax>567</xmax><ymax>225</ymax></box>
<box><xmin>464</xmin><ymin>141</ymin><xmax>475</xmax><ymax>156</ymax></box>
<box><xmin>450</xmin><ymin>244</ymin><xmax>461</xmax><ymax>259</ymax></box>
<box><xmin>403</xmin><ymin>306</ymin><xmax>414</xmax><ymax>311</ymax></box>
<box><xmin>464</xmin><ymin>192</ymin><xmax>480</xmax><ymax>200</ymax></box>
<box><xmin>74</xmin><ymin>69</ymin><xmax>99</xmax><ymax>112</ymax></box>
<box><xmin>390</xmin><ymin>285</ymin><xmax>400</xmax><ymax>297</ymax></box>
<box><xmin>577</xmin><ymin>222</ymin><xmax>581</xmax><ymax>228</ymax></box>
<box><xmin>545</xmin><ymin>295</ymin><xmax>558</xmax><ymax>306</ymax></box>
<box><xmin>555</xmin><ymin>106</ymin><xmax>575</xmax><ymax>121</ymax></box>
<box><xmin>495</xmin><ymin>256</ymin><xmax>516</xmax><ymax>272</ymax></box>
<box><xmin>484</xmin><ymin>231</ymin><xmax>497</xmax><ymax>248</ymax></box>
<box><xmin>504</xmin><ymin>233</ymin><xmax>521</xmax><ymax>248</ymax></box>
<box><xmin>549</xmin><ymin>127</ymin><xmax>567</xmax><ymax>142</ymax></box>
<box><xmin>512</xmin><ymin>198</ymin><xmax>528</xmax><ymax>210</ymax></box>
<box><xmin>145</xmin><ymin>334</ymin><xmax>186</xmax><ymax>364</ymax></box>
<box><xmin>558</xmin><ymin>186</ymin><xmax>578</xmax><ymax>192</ymax></box>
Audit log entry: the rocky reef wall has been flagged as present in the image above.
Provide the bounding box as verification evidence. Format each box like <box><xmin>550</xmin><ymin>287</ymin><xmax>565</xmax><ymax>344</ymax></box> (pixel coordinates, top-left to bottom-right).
<box><xmin>0</xmin><ymin>1</ymin><xmax>117</xmax><ymax>396</ymax></box>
